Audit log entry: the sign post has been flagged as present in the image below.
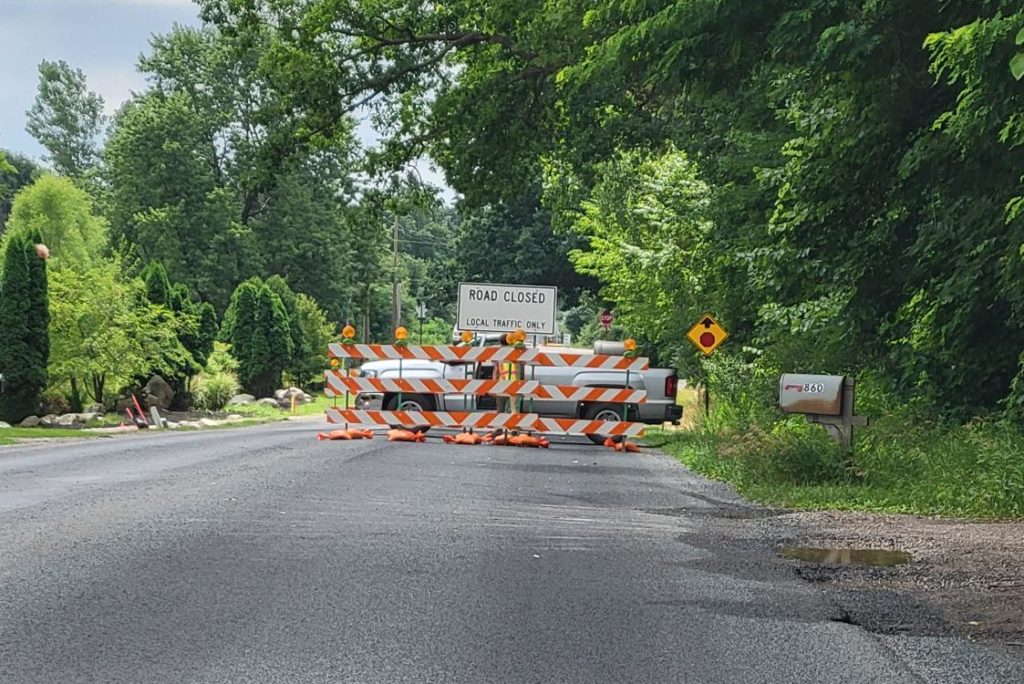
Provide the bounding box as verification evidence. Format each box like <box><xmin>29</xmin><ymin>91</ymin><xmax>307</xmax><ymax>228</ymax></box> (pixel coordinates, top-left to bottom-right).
<box><xmin>416</xmin><ymin>302</ymin><xmax>427</xmax><ymax>343</ymax></box>
<box><xmin>457</xmin><ymin>282</ymin><xmax>558</xmax><ymax>335</ymax></box>
<box><xmin>686</xmin><ymin>313</ymin><xmax>729</xmax><ymax>416</ymax></box>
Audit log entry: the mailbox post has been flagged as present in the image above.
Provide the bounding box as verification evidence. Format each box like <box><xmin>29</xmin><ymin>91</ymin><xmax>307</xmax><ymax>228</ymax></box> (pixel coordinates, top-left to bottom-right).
<box><xmin>779</xmin><ymin>374</ymin><xmax>867</xmax><ymax>452</ymax></box>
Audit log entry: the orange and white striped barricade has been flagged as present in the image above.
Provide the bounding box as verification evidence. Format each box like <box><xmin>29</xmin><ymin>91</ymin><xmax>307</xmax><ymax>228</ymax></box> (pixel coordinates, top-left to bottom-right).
<box><xmin>324</xmin><ymin>372</ymin><xmax>647</xmax><ymax>404</ymax></box>
<box><xmin>327</xmin><ymin>343</ymin><xmax>649</xmax><ymax>371</ymax></box>
<box><xmin>326</xmin><ymin>408</ymin><xmax>645</xmax><ymax>437</ymax></box>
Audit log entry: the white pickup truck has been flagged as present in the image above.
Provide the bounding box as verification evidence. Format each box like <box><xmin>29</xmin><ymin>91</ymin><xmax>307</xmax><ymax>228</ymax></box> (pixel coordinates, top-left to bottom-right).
<box><xmin>352</xmin><ymin>341</ymin><xmax>683</xmax><ymax>436</ymax></box>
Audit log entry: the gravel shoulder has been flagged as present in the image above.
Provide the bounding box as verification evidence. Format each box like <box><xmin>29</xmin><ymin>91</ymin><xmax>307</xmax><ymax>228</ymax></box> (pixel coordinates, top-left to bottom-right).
<box><xmin>755</xmin><ymin>509</ymin><xmax>1024</xmax><ymax>651</ymax></box>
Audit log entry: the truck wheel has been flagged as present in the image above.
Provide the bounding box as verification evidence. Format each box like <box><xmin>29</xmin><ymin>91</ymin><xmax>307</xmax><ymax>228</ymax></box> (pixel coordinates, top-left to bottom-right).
<box><xmin>384</xmin><ymin>393</ymin><xmax>435</xmax><ymax>413</ymax></box>
<box><xmin>583</xmin><ymin>403</ymin><xmax>629</xmax><ymax>445</ymax></box>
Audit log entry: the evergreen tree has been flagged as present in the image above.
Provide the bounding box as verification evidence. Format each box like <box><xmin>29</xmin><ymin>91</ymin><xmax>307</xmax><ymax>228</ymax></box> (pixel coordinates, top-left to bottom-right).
<box><xmin>142</xmin><ymin>260</ymin><xmax>172</xmax><ymax>307</ymax></box>
<box><xmin>265</xmin><ymin>275</ymin><xmax>304</xmax><ymax>373</ymax></box>
<box><xmin>0</xmin><ymin>232</ymin><xmax>50</xmax><ymax>422</ymax></box>
<box><xmin>222</xmin><ymin>279</ymin><xmax>292</xmax><ymax>396</ymax></box>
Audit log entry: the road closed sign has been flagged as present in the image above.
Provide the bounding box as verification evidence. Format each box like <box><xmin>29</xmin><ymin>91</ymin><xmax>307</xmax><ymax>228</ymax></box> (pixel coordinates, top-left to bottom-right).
<box><xmin>457</xmin><ymin>282</ymin><xmax>558</xmax><ymax>334</ymax></box>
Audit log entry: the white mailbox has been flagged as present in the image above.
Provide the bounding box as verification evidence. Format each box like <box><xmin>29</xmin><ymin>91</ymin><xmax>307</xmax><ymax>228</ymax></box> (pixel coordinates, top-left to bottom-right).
<box><xmin>779</xmin><ymin>374</ymin><xmax>844</xmax><ymax>416</ymax></box>
<box><xmin>779</xmin><ymin>374</ymin><xmax>867</xmax><ymax>452</ymax></box>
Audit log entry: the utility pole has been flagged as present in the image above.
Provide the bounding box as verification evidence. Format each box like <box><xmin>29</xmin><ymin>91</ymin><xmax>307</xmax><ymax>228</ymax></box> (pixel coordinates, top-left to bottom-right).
<box><xmin>392</xmin><ymin>214</ymin><xmax>401</xmax><ymax>331</ymax></box>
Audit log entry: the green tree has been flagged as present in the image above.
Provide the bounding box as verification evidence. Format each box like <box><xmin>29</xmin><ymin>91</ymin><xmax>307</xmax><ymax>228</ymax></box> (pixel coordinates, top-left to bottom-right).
<box><xmin>289</xmin><ymin>293</ymin><xmax>336</xmax><ymax>388</ymax></box>
<box><xmin>3</xmin><ymin>175</ymin><xmax>107</xmax><ymax>270</ymax></box>
<box><xmin>0</xmin><ymin>150</ymin><xmax>41</xmax><ymax>232</ymax></box>
<box><xmin>222</xmin><ymin>278</ymin><xmax>292</xmax><ymax>396</ymax></box>
<box><xmin>0</xmin><ymin>231</ymin><xmax>49</xmax><ymax>422</ymax></box>
<box><xmin>48</xmin><ymin>259</ymin><xmax>193</xmax><ymax>410</ymax></box>
<box><xmin>25</xmin><ymin>59</ymin><xmax>106</xmax><ymax>178</ymax></box>
<box><xmin>142</xmin><ymin>260</ymin><xmax>172</xmax><ymax>307</ymax></box>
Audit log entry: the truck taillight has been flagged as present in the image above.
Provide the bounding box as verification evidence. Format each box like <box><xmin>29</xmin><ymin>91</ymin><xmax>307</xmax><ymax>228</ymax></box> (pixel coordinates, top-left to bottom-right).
<box><xmin>665</xmin><ymin>375</ymin><xmax>678</xmax><ymax>399</ymax></box>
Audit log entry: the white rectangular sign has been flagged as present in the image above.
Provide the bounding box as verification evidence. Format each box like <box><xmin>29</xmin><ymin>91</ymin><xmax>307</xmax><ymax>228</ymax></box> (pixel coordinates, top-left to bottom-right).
<box><xmin>457</xmin><ymin>282</ymin><xmax>558</xmax><ymax>334</ymax></box>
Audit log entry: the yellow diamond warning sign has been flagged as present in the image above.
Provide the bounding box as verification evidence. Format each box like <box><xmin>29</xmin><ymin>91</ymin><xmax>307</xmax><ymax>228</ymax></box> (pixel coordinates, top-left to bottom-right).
<box><xmin>687</xmin><ymin>313</ymin><xmax>728</xmax><ymax>356</ymax></box>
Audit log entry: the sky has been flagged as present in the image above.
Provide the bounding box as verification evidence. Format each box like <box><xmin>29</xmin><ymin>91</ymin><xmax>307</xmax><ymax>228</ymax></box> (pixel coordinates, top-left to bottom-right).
<box><xmin>0</xmin><ymin>0</ymin><xmax>452</xmax><ymax>197</ymax></box>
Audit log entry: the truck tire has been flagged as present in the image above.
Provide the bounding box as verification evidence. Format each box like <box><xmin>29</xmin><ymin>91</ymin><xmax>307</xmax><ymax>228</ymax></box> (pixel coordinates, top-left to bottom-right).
<box><xmin>582</xmin><ymin>403</ymin><xmax>630</xmax><ymax>445</ymax></box>
<box><xmin>384</xmin><ymin>393</ymin><xmax>436</xmax><ymax>413</ymax></box>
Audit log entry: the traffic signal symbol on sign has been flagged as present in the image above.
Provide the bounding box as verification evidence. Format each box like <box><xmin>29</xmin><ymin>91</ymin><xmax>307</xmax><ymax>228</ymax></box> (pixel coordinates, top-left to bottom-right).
<box><xmin>686</xmin><ymin>313</ymin><xmax>728</xmax><ymax>356</ymax></box>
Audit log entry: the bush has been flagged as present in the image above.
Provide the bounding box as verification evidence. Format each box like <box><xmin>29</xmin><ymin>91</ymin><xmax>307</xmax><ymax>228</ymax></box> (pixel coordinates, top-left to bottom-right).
<box><xmin>191</xmin><ymin>342</ymin><xmax>241</xmax><ymax>411</ymax></box>
<box><xmin>193</xmin><ymin>371</ymin><xmax>240</xmax><ymax>411</ymax></box>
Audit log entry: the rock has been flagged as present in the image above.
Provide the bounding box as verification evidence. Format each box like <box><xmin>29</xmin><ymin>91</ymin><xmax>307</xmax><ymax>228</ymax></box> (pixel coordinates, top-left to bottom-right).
<box><xmin>273</xmin><ymin>388</ymin><xmax>288</xmax><ymax>401</ymax></box>
<box><xmin>40</xmin><ymin>414</ymin><xmax>59</xmax><ymax>428</ymax></box>
<box><xmin>77</xmin><ymin>412</ymin><xmax>102</xmax><ymax>423</ymax></box>
<box><xmin>56</xmin><ymin>414</ymin><xmax>84</xmax><ymax>428</ymax></box>
<box><xmin>302</xmin><ymin>393</ymin><xmax>314</xmax><ymax>403</ymax></box>
<box><xmin>165</xmin><ymin>421</ymin><xmax>181</xmax><ymax>430</ymax></box>
<box><xmin>19</xmin><ymin>416</ymin><xmax>40</xmax><ymax>428</ymax></box>
<box><xmin>257</xmin><ymin>398</ymin><xmax>279</xmax><ymax>407</ymax></box>
<box><xmin>228</xmin><ymin>393</ymin><xmax>255</xmax><ymax>406</ymax></box>
<box><xmin>178</xmin><ymin>420</ymin><xmax>200</xmax><ymax>429</ymax></box>
<box><xmin>141</xmin><ymin>375</ymin><xmax>174</xmax><ymax>411</ymax></box>
<box><xmin>84</xmin><ymin>403</ymin><xmax>105</xmax><ymax>414</ymax></box>
<box><xmin>227</xmin><ymin>414</ymin><xmax>244</xmax><ymax>421</ymax></box>
<box><xmin>199</xmin><ymin>417</ymin><xmax>220</xmax><ymax>428</ymax></box>
<box><xmin>0</xmin><ymin>421</ymin><xmax>10</xmax><ymax>429</ymax></box>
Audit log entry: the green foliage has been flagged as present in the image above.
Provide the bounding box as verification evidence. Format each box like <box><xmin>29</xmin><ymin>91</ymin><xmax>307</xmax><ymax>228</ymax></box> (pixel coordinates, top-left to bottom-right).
<box><xmin>26</xmin><ymin>59</ymin><xmax>106</xmax><ymax>178</ymax></box>
<box><xmin>0</xmin><ymin>231</ymin><xmax>50</xmax><ymax>422</ymax></box>
<box><xmin>192</xmin><ymin>344</ymin><xmax>241</xmax><ymax>412</ymax></box>
<box><xmin>48</xmin><ymin>258</ymin><xmax>192</xmax><ymax>406</ymax></box>
<box><xmin>3</xmin><ymin>175</ymin><xmax>107</xmax><ymax>270</ymax></box>
<box><xmin>551</xmin><ymin>146</ymin><xmax>713</xmax><ymax>367</ymax></box>
<box><xmin>141</xmin><ymin>260</ymin><xmax>172</xmax><ymax>307</ymax></box>
<box><xmin>222</xmin><ymin>278</ymin><xmax>293</xmax><ymax>396</ymax></box>
<box><xmin>288</xmin><ymin>293</ymin><xmax>335</xmax><ymax>388</ymax></box>
<box><xmin>0</xmin><ymin>150</ymin><xmax>41</xmax><ymax>231</ymax></box>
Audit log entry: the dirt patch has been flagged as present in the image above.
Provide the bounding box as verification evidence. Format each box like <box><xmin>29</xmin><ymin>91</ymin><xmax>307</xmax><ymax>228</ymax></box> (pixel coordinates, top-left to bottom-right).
<box><xmin>761</xmin><ymin>510</ymin><xmax>1024</xmax><ymax>647</ymax></box>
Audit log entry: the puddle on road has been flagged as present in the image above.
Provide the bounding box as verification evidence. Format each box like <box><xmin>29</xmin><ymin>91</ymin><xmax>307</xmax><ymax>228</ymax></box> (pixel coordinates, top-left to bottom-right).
<box><xmin>781</xmin><ymin>546</ymin><xmax>911</xmax><ymax>566</ymax></box>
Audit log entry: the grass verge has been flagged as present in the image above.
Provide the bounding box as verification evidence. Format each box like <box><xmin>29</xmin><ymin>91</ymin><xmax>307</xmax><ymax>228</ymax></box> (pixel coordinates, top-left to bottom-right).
<box><xmin>653</xmin><ymin>412</ymin><xmax>1024</xmax><ymax>519</ymax></box>
<box><xmin>230</xmin><ymin>395</ymin><xmax>333</xmax><ymax>420</ymax></box>
<box><xmin>0</xmin><ymin>427</ymin><xmax>104</xmax><ymax>446</ymax></box>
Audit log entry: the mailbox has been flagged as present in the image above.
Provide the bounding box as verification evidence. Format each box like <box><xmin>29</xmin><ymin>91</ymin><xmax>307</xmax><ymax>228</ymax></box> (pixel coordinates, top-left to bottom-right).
<box><xmin>779</xmin><ymin>374</ymin><xmax>844</xmax><ymax>416</ymax></box>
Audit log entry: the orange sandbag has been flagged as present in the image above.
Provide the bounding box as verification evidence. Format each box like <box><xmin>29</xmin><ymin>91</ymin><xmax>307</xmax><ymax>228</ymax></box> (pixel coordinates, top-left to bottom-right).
<box><xmin>318</xmin><ymin>430</ymin><xmax>352</xmax><ymax>441</ymax></box>
<box><xmin>603</xmin><ymin>437</ymin><xmax>617</xmax><ymax>448</ymax></box>
<box><xmin>485</xmin><ymin>431</ymin><xmax>511</xmax><ymax>446</ymax></box>
<box><xmin>509</xmin><ymin>433</ymin><xmax>549</xmax><ymax>449</ymax></box>
<box><xmin>388</xmin><ymin>428</ymin><xmax>426</xmax><ymax>443</ymax></box>
<box><xmin>445</xmin><ymin>432</ymin><xmax>484</xmax><ymax>445</ymax></box>
<box><xmin>614</xmin><ymin>440</ymin><xmax>641</xmax><ymax>453</ymax></box>
<box><xmin>348</xmin><ymin>428</ymin><xmax>374</xmax><ymax>439</ymax></box>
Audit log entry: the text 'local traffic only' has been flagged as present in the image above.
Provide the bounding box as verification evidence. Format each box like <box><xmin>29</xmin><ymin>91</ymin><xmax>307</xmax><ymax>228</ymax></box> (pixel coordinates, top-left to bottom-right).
<box><xmin>457</xmin><ymin>282</ymin><xmax>558</xmax><ymax>334</ymax></box>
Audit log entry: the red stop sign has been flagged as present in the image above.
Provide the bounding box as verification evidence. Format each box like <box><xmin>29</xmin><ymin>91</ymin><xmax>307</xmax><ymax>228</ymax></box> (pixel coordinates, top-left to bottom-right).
<box><xmin>699</xmin><ymin>332</ymin><xmax>716</xmax><ymax>348</ymax></box>
<box><xmin>600</xmin><ymin>310</ymin><xmax>613</xmax><ymax>326</ymax></box>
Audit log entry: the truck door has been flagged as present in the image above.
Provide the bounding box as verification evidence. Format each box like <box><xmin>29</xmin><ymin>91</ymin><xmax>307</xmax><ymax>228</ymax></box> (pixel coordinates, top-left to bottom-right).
<box><xmin>442</xmin><ymin>362</ymin><xmax>477</xmax><ymax>412</ymax></box>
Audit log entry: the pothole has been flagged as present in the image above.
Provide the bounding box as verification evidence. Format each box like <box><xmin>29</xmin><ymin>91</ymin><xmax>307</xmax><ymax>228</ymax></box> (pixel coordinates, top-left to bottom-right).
<box><xmin>781</xmin><ymin>546</ymin><xmax>912</xmax><ymax>566</ymax></box>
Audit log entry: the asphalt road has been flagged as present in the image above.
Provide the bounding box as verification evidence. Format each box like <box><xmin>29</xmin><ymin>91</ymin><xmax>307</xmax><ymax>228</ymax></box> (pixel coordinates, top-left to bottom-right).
<box><xmin>0</xmin><ymin>422</ymin><xmax>1021</xmax><ymax>683</ymax></box>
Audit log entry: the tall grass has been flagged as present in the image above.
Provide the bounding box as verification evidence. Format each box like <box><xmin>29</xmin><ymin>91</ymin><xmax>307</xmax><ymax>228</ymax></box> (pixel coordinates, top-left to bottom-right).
<box><xmin>660</xmin><ymin>368</ymin><xmax>1024</xmax><ymax>518</ymax></box>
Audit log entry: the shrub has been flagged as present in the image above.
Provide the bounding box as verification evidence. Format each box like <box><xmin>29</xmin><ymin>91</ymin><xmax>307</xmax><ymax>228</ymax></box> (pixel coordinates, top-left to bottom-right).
<box><xmin>193</xmin><ymin>371</ymin><xmax>240</xmax><ymax>411</ymax></box>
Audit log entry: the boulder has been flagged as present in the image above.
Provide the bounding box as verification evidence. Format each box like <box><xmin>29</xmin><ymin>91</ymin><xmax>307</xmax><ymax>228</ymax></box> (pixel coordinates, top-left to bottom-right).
<box><xmin>40</xmin><ymin>414</ymin><xmax>59</xmax><ymax>428</ymax></box>
<box><xmin>226</xmin><ymin>414</ymin><xmax>244</xmax><ymax>422</ymax></box>
<box><xmin>165</xmin><ymin>421</ymin><xmax>181</xmax><ymax>430</ymax></box>
<box><xmin>199</xmin><ymin>417</ymin><xmax>220</xmax><ymax>428</ymax></box>
<box><xmin>257</xmin><ymin>398</ymin><xmax>279</xmax><ymax>407</ymax></box>
<box><xmin>273</xmin><ymin>388</ymin><xmax>289</xmax><ymax>401</ymax></box>
<box><xmin>19</xmin><ymin>416</ymin><xmax>40</xmax><ymax>428</ymax></box>
<box><xmin>84</xmin><ymin>403</ymin><xmax>105</xmax><ymax>414</ymax></box>
<box><xmin>141</xmin><ymin>375</ymin><xmax>174</xmax><ymax>411</ymax></box>
<box><xmin>77</xmin><ymin>412</ymin><xmax>102</xmax><ymax>423</ymax></box>
<box><xmin>228</xmin><ymin>393</ymin><xmax>255</xmax><ymax>406</ymax></box>
<box><xmin>0</xmin><ymin>421</ymin><xmax>10</xmax><ymax>429</ymax></box>
<box><xmin>56</xmin><ymin>414</ymin><xmax>84</xmax><ymax>428</ymax></box>
<box><xmin>178</xmin><ymin>420</ymin><xmax>201</xmax><ymax>429</ymax></box>
<box><xmin>302</xmin><ymin>393</ymin><xmax>314</xmax><ymax>404</ymax></box>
